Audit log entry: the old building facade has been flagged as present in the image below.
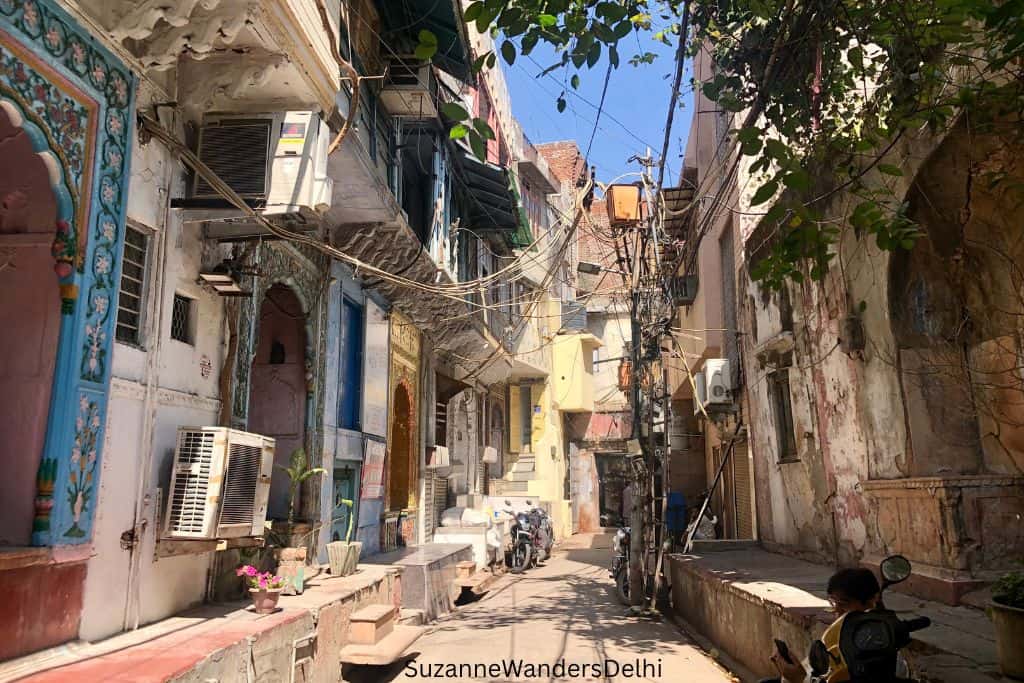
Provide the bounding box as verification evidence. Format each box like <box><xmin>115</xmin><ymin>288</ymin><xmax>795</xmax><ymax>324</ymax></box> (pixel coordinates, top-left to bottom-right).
<box><xmin>0</xmin><ymin>0</ymin><xmax>600</xmax><ymax>663</ymax></box>
<box><xmin>678</xmin><ymin>41</ymin><xmax>1024</xmax><ymax>604</ymax></box>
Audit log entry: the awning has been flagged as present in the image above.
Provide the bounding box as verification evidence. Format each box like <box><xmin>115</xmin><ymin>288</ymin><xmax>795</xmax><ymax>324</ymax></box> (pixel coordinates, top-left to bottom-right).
<box><xmin>375</xmin><ymin>0</ymin><xmax>471</xmax><ymax>82</ymax></box>
<box><xmin>455</xmin><ymin>148</ymin><xmax>522</xmax><ymax>235</ymax></box>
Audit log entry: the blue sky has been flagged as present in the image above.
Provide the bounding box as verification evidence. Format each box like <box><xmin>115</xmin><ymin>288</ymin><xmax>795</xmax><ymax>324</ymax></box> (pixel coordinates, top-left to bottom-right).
<box><xmin>502</xmin><ymin>38</ymin><xmax>693</xmax><ymax>186</ymax></box>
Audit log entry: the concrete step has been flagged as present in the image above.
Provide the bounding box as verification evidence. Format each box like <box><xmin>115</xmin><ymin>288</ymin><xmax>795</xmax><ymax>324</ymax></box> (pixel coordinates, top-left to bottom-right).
<box><xmin>491</xmin><ymin>479</ymin><xmax>528</xmax><ymax>494</ymax></box>
<box><xmin>340</xmin><ymin>624</ymin><xmax>425</xmax><ymax>665</ymax></box>
<box><xmin>509</xmin><ymin>470</ymin><xmax>534</xmax><ymax>482</ymax></box>
<box><xmin>348</xmin><ymin>603</ymin><xmax>397</xmax><ymax>645</ymax></box>
<box><xmin>398</xmin><ymin>608</ymin><xmax>426</xmax><ymax>626</ymax></box>
<box><xmin>510</xmin><ymin>460</ymin><xmax>535</xmax><ymax>473</ymax></box>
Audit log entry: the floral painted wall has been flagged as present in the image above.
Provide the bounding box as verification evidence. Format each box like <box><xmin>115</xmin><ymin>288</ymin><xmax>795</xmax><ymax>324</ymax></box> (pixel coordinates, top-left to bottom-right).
<box><xmin>0</xmin><ymin>0</ymin><xmax>135</xmax><ymax>547</ymax></box>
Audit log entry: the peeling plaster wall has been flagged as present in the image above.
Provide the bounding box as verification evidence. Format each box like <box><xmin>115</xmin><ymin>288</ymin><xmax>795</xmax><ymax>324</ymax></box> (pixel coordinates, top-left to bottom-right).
<box><xmin>741</xmin><ymin>117</ymin><xmax>1024</xmax><ymax>579</ymax></box>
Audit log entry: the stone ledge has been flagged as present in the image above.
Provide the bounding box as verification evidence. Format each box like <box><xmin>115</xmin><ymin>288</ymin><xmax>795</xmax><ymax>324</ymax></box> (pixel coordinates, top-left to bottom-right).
<box><xmin>0</xmin><ymin>565</ymin><xmax>402</xmax><ymax>683</ymax></box>
<box><xmin>668</xmin><ymin>548</ymin><xmax>1006</xmax><ymax>682</ymax></box>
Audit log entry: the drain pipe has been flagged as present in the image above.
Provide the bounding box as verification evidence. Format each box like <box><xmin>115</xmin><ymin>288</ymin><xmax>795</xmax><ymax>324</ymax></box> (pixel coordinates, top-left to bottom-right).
<box><xmin>123</xmin><ymin>114</ymin><xmax>176</xmax><ymax>631</ymax></box>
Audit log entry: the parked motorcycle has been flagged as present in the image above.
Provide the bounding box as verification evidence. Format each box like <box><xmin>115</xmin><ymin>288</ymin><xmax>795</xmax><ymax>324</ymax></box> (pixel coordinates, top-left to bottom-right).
<box><xmin>508</xmin><ymin>510</ymin><xmax>534</xmax><ymax>573</ymax></box>
<box><xmin>807</xmin><ymin>555</ymin><xmax>930</xmax><ymax>683</ymax></box>
<box><xmin>610</xmin><ymin>526</ymin><xmax>631</xmax><ymax>605</ymax></box>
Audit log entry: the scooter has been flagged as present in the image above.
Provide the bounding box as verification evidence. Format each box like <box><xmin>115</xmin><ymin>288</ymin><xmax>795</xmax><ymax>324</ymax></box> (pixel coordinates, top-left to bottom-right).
<box><xmin>807</xmin><ymin>555</ymin><xmax>931</xmax><ymax>683</ymax></box>
<box><xmin>610</xmin><ymin>526</ymin><xmax>631</xmax><ymax>605</ymax></box>
<box><xmin>527</xmin><ymin>505</ymin><xmax>554</xmax><ymax>563</ymax></box>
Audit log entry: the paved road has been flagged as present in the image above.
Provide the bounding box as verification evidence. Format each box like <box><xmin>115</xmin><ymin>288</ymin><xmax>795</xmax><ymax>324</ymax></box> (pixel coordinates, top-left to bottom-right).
<box><xmin>348</xmin><ymin>533</ymin><xmax>738</xmax><ymax>682</ymax></box>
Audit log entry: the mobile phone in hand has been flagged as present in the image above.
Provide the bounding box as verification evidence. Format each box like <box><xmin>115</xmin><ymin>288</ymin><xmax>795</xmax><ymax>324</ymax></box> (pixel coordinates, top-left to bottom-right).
<box><xmin>774</xmin><ymin>639</ymin><xmax>795</xmax><ymax>665</ymax></box>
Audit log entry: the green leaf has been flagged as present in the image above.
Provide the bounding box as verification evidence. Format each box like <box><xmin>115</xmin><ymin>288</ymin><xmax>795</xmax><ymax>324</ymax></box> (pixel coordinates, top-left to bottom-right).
<box><xmin>702</xmin><ymin>80</ymin><xmax>722</xmax><ymax>100</ymax></box>
<box><xmin>763</xmin><ymin>203</ymin><xmax>788</xmax><ymax>225</ymax></box>
<box><xmin>538</xmin><ymin>13</ymin><xmax>557</xmax><ymax>27</ymax></box>
<box><xmin>501</xmin><ymin>39</ymin><xmax>517</xmax><ymax>65</ymax></box>
<box><xmin>449</xmin><ymin>124</ymin><xmax>470</xmax><ymax>139</ymax></box>
<box><xmin>476</xmin><ymin>4</ymin><xmax>501</xmax><ymax>32</ymax></box>
<box><xmin>736</xmin><ymin>126</ymin><xmax>761</xmax><ymax>143</ymax></box>
<box><xmin>877</xmin><ymin>163</ymin><xmax>904</xmax><ymax>176</ymax></box>
<box><xmin>741</xmin><ymin>138</ymin><xmax>762</xmax><ymax>156</ymax></box>
<box><xmin>765</xmin><ymin>138</ymin><xmax>789</xmax><ymax>161</ymax></box>
<box><xmin>557</xmin><ymin>96</ymin><xmax>567</xmax><ymax>112</ymax></box>
<box><xmin>414</xmin><ymin>29</ymin><xmax>438</xmax><ymax>60</ymax></box>
<box><xmin>783</xmin><ymin>168</ymin><xmax>811</xmax><ymax>192</ymax></box>
<box><xmin>464</xmin><ymin>2</ymin><xmax>482</xmax><ymax>23</ymax></box>
<box><xmin>571</xmin><ymin>74</ymin><xmax>580</xmax><ymax>89</ymax></box>
<box><xmin>596</xmin><ymin>2</ymin><xmax>628</xmax><ymax>22</ymax></box>
<box><xmin>468</xmin><ymin>130</ymin><xmax>487</xmax><ymax>160</ymax></box>
<box><xmin>608</xmin><ymin>45</ymin><xmax>620</xmax><ymax>68</ymax></box>
<box><xmin>472</xmin><ymin>117</ymin><xmax>495</xmax><ymax>140</ymax></box>
<box><xmin>587</xmin><ymin>42</ymin><xmax>601</xmax><ymax>67</ymax></box>
<box><xmin>440</xmin><ymin>102</ymin><xmax>470</xmax><ymax>121</ymax></box>
<box><xmin>613</xmin><ymin>18</ymin><xmax>633</xmax><ymax>39</ymax></box>
<box><xmin>751</xmin><ymin>180</ymin><xmax>779</xmax><ymax>206</ymax></box>
<box><xmin>521</xmin><ymin>32</ymin><xmax>539</xmax><ymax>55</ymax></box>
<box><xmin>486</xmin><ymin>52</ymin><xmax>496</xmax><ymax>68</ymax></box>
<box><xmin>593</xmin><ymin>21</ymin><xmax>616</xmax><ymax>43</ymax></box>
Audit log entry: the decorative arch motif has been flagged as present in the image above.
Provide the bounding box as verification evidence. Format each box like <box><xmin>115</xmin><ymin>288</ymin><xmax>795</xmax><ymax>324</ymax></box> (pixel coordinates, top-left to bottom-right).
<box><xmin>1</xmin><ymin>0</ymin><xmax>135</xmax><ymax>545</ymax></box>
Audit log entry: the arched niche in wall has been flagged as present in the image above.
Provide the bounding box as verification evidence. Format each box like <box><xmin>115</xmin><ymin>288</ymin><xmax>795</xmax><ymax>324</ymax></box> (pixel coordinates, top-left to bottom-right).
<box><xmin>890</xmin><ymin>114</ymin><xmax>1024</xmax><ymax>477</ymax></box>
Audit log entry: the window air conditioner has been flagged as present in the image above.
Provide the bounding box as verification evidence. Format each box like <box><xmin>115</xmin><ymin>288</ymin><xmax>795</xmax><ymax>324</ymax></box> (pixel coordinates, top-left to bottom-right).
<box><xmin>380</xmin><ymin>58</ymin><xmax>439</xmax><ymax>118</ymax></box>
<box><xmin>703</xmin><ymin>358</ymin><xmax>732</xmax><ymax>405</ymax></box>
<box><xmin>186</xmin><ymin>111</ymin><xmax>334</xmax><ymax>237</ymax></box>
<box><xmin>163</xmin><ymin>427</ymin><xmax>275</xmax><ymax>540</ymax></box>
<box><xmin>426</xmin><ymin>445</ymin><xmax>450</xmax><ymax>468</ymax></box>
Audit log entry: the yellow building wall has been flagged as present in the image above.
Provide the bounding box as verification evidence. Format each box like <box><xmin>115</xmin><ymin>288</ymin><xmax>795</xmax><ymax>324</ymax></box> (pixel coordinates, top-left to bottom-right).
<box><xmin>551</xmin><ymin>334</ymin><xmax>597</xmax><ymax>412</ymax></box>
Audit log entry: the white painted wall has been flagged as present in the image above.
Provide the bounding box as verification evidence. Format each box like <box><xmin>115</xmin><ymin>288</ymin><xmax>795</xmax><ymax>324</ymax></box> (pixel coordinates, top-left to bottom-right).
<box><xmin>81</xmin><ymin>114</ymin><xmax>224</xmax><ymax>641</ymax></box>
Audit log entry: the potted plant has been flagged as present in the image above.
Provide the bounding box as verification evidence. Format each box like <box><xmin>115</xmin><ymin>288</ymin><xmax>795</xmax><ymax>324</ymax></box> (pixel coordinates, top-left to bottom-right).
<box><xmin>237</xmin><ymin>565</ymin><xmax>287</xmax><ymax>614</ymax></box>
<box><xmin>272</xmin><ymin>447</ymin><xmax>326</xmax><ymax>594</ymax></box>
<box><xmin>327</xmin><ymin>498</ymin><xmax>362</xmax><ymax>577</ymax></box>
<box><xmin>991</xmin><ymin>570</ymin><xmax>1024</xmax><ymax>678</ymax></box>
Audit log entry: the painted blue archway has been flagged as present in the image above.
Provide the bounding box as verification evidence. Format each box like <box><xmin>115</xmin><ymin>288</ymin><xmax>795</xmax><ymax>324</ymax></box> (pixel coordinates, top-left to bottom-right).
<box><xmin>0</xmin><ymin>0</ymin><xmax>135</xmax><ymax>546</ymax></box>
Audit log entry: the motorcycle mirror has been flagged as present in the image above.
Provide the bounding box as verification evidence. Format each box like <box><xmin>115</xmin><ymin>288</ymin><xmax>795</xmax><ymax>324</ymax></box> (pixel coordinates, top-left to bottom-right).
<box><xmin>808</xmin><ymin>640</ymin><xmax>830</xmax><ymax>676</ymax></box>
<box><xmin>880</xmin><ymin>554</ymin><xmax>912</xmax><ymax>585</ymax></box>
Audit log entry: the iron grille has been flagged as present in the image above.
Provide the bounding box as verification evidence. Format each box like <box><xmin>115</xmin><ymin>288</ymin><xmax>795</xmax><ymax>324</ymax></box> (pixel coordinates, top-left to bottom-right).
<box><xmin>218</xmin><ymin>442</ymin><xmax>262</xmax><ymax>526</ymax></box>
<box><xmin>171</xmin><ymin>294</ymin><xmax>192</xmax><ymax>344</ymax></box>
<box><xmin>194</xmin><ymin>120</ymin><xmax>272</xmax><ymax>197</ymax></box>
<box><xmin>168</xmin><ymin>430</ymin><xmax>215</xmax><ymax>535</ymax></box>
<box><xmin>116</xmin><ymin>225</ymin><xmax>149</xmax><ymax>344</ymax></box>
<box><xmin>562</xmin><ymin>301</ymin><xmax>587</xmax><ymax>331</ymax></box>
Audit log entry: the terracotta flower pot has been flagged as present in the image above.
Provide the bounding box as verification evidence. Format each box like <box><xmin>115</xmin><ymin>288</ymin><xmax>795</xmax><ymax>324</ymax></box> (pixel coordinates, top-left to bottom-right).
<box><xmin>991</xmin><ymin>599</ymin><xmax>1024</xmax><ymax>679</ymax></box>
<box><xmin>249</xmin><ymin>588</ymin><xmax>282</xmax><ymax>614</ymax></box>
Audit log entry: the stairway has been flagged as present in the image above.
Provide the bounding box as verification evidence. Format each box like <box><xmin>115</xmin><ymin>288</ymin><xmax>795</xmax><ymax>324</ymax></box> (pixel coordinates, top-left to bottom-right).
<box><xmin>339</xmin><ymin>604</ymin><xmax>425</xmax><ymax>665</ymax></box>
<box><xmin>490</xmin><ymin>454</ymin><xmax>535</xmax><ymax>495</ymax></box>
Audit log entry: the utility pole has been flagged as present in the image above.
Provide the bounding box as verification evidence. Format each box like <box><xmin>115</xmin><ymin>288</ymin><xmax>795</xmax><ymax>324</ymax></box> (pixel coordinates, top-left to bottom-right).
<box><xmin>625</xmin><ymin>149</ymin><xmax>665</xmax><ymax>609</ymax></box>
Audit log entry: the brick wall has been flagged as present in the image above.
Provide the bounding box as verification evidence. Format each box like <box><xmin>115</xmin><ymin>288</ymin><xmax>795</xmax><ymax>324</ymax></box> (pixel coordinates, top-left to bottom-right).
<box><xmin>537</xmin><ymin>141</ymin><xmax>622</xmax><ymax>296</ymax></box>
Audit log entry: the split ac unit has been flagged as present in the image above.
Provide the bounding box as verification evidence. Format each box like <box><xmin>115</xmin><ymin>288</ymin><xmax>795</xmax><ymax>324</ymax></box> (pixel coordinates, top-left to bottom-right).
<box><xmin>693</xmin><ymin>371</ymin><xmax>706</xmax><ymax>415</ymax></box>
<box><xmin>703</xmin><ymin>358</ymin><xmax>732</xmax><ymax>404</ymax></box>
<box><xmin>163</xmin><ymin>427</ymin><xmax>275</xmax><ymax>540</ymax></box>
<box><xmin>182</xmin><ymin>111</ymin><xmax>334</xmax><ymax>238</ymax></box>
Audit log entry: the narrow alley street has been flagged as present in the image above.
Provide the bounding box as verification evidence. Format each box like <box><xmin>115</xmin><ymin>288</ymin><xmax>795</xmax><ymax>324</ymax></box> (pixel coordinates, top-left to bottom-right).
<box><xmin>349</xmin><ymin>534</ymin><xmax>737</xmax><ymax>683</ymax></box>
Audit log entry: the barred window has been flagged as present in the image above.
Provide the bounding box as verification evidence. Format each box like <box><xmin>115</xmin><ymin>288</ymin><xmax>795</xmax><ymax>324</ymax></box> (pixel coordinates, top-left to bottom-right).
<box><xmin>171</xmin><ymin>294</ymin><xmax>194</xmax><ymax>345</ymax></box>
<box><xmin>116</xmin><ymin>225</ymin><xmax>150</xmax><ymax>345</ymax></box>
